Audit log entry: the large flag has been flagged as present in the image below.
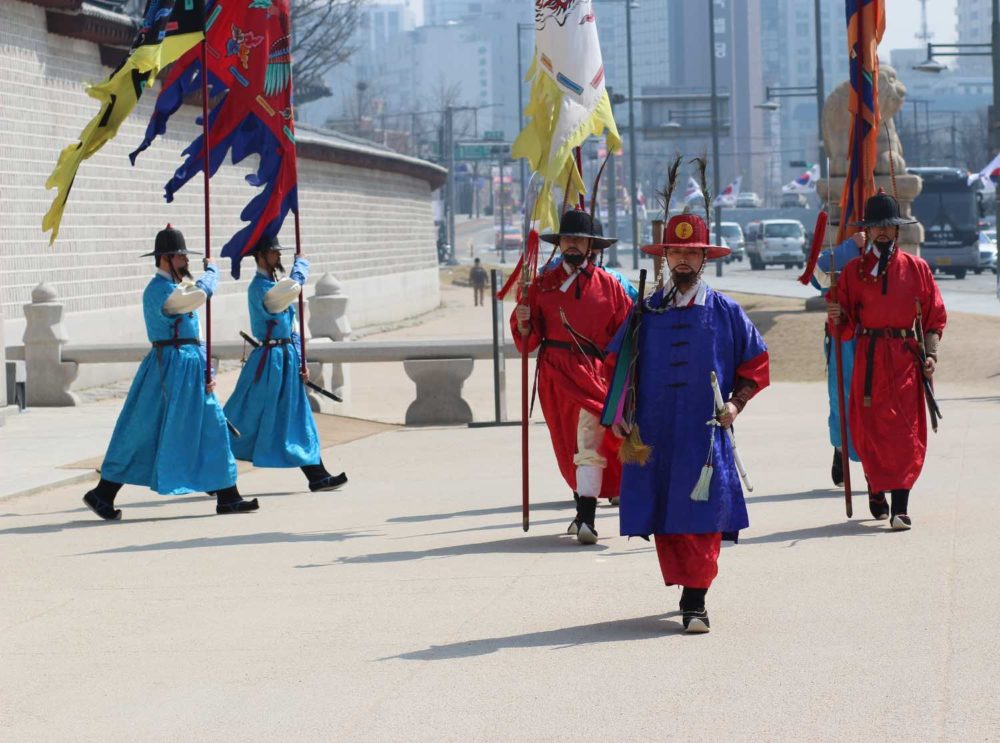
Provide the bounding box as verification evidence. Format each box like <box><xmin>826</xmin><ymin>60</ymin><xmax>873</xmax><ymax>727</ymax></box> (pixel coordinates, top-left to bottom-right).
<box><xmin>716</xmin><ymin>176</ymin><xmax>742</xmax><ymax>206</ymax></box>
<box><xmin>683</xmin><ymin>177</ymin><xmax>702</xmax><ymax>204</ymax></box>
<box><xmin>131</xmin><ymin>0</ymin><xmax>297</xmax><ymax>277</ymax></box>
<box><xmin>782</xmin><ymin>164</ymin><xmax>820</xmax><ymax>193</ymax></box>
<box><xmin>42</xmin><ymin>0</ymin><xmax>205</xmax><ymax>244</ymax></box>
<box><xmin>837</xmin><ymin>0</ymin><xmax>885</xmax><ymax>242</ymax></box>
<box><xmin>968</xmin><ymin>153</ymin><xmax>1000</xmax><ymax>186</ymax></box>
<box><xmin>513</xmin><ymin>0</ymin><xmax>621</xmax><ymax>229</ymax></box>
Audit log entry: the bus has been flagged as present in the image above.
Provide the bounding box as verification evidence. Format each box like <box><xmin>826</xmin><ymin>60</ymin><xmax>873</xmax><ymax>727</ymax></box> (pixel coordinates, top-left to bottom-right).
<box><xmin>908</xmin><ymin>167</ymin><xmax>986</xmax><ymax>280</ymax></box>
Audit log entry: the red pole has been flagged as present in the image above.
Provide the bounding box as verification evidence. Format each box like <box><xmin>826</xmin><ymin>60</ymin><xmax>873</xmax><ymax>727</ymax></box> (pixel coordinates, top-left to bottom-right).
<box><xmin>200</xmin><ymin>38</ymin><xmax>212</xmax><ymax>387</ymax></box>
<box><xmin>521</xmin><ymin>339</ymin><xmax>529</xmax><ymax>531</ymax></box>
<box><xmin>829</xmin><ymin>274</ymin><xmax>853</xmax><ymax>518</ymax></box>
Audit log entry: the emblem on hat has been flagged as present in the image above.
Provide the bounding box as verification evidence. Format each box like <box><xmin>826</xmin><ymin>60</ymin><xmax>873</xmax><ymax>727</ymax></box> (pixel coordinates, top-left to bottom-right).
<box><xmin>675</xmin><ymin>222</ymin><xmax>694</xmax><ymax>240</ymax></box>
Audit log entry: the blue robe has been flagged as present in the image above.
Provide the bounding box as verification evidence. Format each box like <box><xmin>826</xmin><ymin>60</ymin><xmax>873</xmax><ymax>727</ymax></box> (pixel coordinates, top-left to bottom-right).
<box><xmin>812</xmin><ymin>239</ymin><xmax>860</xmax><ymax>461</ymax></box>
<box><xmin>101</xmin><ymin>267</ymin><xmax>238</xmax><ymax>495</ymax></box>
<box><xmin>224</xmin><ymin>258</ymin><xmax>321</xmax><ymax>468</ymax></box>
<box><xmin>610</xmin><ymin>284</ymin><xmax>768</xmax><ymax>539</ymax></box>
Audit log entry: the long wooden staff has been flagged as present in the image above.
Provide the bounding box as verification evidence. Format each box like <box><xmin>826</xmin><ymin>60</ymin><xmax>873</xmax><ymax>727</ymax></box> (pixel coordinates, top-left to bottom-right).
<box><xmin>519</xmin><ymin>175</ymin><xmax>541</xmax><ymax>531</ymax></box>
<box><xmin>200</xmin><ymin>35</ymin><xmax>213</xmax><ymax>388</ymax></box>
<box><xmin>829</xmin><ymin>246</ymin><xmax>853</xmax><ymax>518</ymax></box>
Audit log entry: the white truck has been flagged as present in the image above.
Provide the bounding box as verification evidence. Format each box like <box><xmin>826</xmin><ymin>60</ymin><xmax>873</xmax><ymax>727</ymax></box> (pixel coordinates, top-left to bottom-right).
<box><xmin>745</xmin><ymin>219</ymin><xmax>806</xmax><ymax>270</ymax></box>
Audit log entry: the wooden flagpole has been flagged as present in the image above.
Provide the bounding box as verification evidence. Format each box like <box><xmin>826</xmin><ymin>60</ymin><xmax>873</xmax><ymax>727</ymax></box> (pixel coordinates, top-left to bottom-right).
<box><xmin>200</xmin><ymin>36</ymin><xmax>212</xmax><ymax>388</ymax></box>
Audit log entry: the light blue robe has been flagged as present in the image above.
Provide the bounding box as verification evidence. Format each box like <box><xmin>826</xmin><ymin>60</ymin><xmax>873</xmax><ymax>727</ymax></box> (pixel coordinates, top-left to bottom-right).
<box><xmin>224</xmin><ymin>258</ymin><xmax>321</xmax><ymax>468</ymax></box>
<box><xmin>101</xmin><ymin>267</ymin><xmax>238</xmax><ymax>494</ymax></box>
<box><xmin>812</xmin><ymin>239</ymin><xmax>860</xmax><ymax>461</ymax></box>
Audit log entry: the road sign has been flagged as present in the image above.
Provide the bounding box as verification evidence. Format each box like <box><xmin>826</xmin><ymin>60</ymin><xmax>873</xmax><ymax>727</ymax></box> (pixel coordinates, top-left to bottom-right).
<box><xmin>484</xmin><ymin>130</ymin><xmax>505</xmax><ymax>141</ymax></box>
<box><xmin>454</xmin><ymin>141</ymin><xmax>511</xmax><ymax>161</ymax></box>
<box><xmin>789</xmin><ymin>160</ymin><xmax>808</xmax><ymax>168</ymax></box>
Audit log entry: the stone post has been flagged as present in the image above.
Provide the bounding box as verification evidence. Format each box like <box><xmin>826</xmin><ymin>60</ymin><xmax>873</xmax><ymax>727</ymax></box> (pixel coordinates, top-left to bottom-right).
<box><xmin>23</xmin><ymin>282</ymin><xmax>79</xmax><ymax>406</ymax></box>
<box><xmin>306</xmin><ymin>273</ymin><xmax>352</xmax><ymax>413</ymax></box>
<box><xmin>0</xmin><ymin>288</ymin><xmax>6</xmax><ymax>425</ymax></box>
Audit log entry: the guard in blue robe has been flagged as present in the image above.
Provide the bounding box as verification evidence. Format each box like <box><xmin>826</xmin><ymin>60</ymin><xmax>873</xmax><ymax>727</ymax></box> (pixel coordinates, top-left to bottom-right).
<box><xmin>83</xmin><ymin>225</ymin><xmax>259</xmax><ymax>520</ymax></box>
<box><xmin>224</xmin><ymin>236</ymin><xmax>346</xmax><ymax>492</ymax></box>
<box><xmin>606</xmin><ymin>210</ymin><xmax>769</xmax><ymax>633</ymax></box>
<box><xmin>810</xmin><ymin>236</ymin><xmax>861</xmax><ymax>484</ymax></box>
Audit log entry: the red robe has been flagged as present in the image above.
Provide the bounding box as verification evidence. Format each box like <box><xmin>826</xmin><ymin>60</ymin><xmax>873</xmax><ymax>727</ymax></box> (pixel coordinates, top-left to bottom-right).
<box><xmin>512</xmin><ymin>263</ymin><xmax>633</xmax><ymax>498</ymax></box>
<box><xmin>833</xmin><ymin>249</ymin><xmax>947</xmax><ymax>491</ymax></box>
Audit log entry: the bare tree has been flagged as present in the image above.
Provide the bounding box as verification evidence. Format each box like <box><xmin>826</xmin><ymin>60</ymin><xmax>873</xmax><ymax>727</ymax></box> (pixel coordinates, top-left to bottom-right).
<box><xmin>291</xmin><ymin>0</ymin><xmax>365</xmax><ymax>104</ymax></box>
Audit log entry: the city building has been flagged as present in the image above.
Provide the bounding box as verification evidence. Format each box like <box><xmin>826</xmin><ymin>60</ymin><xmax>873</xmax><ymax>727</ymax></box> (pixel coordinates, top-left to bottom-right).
<box><xmin>956</xmin><ymin>0</ymin><xmax>991</xmax><ymax>76</ymax></box>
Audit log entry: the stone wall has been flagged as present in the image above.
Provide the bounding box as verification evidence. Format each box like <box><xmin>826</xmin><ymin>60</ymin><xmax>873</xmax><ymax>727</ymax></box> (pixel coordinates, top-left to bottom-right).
<box><xmin>0</xmin><ymin>0</ymin><xmax>445</xmax><ymax>388</ymax></box>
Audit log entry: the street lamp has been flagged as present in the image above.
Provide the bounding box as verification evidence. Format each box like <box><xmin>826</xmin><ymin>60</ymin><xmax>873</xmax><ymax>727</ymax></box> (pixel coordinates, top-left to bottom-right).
<box><xmin>914</xmin><ymin>4</ymin><xmax>1000</xmax><ymax>239</ymax></box>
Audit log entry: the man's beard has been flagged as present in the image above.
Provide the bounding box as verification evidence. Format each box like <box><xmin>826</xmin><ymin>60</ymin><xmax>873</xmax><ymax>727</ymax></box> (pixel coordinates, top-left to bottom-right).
<box><xmin>563</xmin><ymin>252</ymin><xmax>586</xmax><ymax>269</ymax></box>
<box><xmin>272</xmin><ymin>258</ymin><xmax>285</xmax><ymax>278</ymax></box>
<box><xmin>174</xmin><ymin>265</ymin><xmax>193</xmax><ymax>281</ymax></box>
<box><xmin>873</xmin><ymin>238</ymin><xmax>894</xmax><ymax>252</ymax></box>
<box><xmin>670</xmin><ymin>266</ymin><xmax>698</xmax><ymax>291</ymax></box>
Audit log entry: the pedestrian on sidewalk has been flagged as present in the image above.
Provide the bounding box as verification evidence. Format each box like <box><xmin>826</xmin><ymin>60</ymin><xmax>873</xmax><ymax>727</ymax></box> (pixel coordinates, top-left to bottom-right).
<box><xmin>83</xmin><ymin>225</ymin><xmax>258</xmax><ymax>520</ymax></box>
<box><xmin>827</xmin><ymin>191</ymin><xmax>947</xmax><ymax>530</ymax></box>
<box><xmin>512</xmin><ymin>210</ymin><xmax>632</xmax><ymax>544</ymax></box>
<box><xmin>810</xmin><ymin>232</ymin><xmax>865</xmax><ymax>485</ymax></box>
<box><xmin>223</xmin><ymin>236</ymin><xmax>347</xmax><ymax>492</ymax></box>
<box><xmin>608</xmin><ymin>194</ymin><xmax>769</xmax><ymax>633</ymax></box>
<box><xmin>470</xmin><ymin>258</ymin><xmax>488</xmax><ymax>307</ymax></box>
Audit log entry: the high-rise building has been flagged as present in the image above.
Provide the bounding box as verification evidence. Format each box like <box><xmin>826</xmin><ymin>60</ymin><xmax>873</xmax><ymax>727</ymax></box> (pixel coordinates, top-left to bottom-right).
<box><xmin>956</xmin><ymin>0</ymin><xmax>991</xmax><ymax>76</ymax></box>
<box><xmin>757</xmin><ymin>0</ymin><xmax>849</xmax><ymax>192</ymax></box>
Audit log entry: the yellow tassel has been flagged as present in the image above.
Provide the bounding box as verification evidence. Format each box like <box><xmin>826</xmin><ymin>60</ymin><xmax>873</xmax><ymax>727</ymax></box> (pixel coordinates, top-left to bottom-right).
<box><xmin>618</xmin><ymin>424</ymin><xmax>653</xmax><ymax>465</ymax></box>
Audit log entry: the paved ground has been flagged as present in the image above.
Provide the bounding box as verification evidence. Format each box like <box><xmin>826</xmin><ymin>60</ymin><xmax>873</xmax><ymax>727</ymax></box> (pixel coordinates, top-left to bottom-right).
<box><xmin>1</xmin><ymin>283</ymin><xmax>998</xmax><ymax>740</ymax></box>
<box><xmin>2</xmin><ymin>382</ymin><xmax>998</xmax><ymax>740</ymax></box>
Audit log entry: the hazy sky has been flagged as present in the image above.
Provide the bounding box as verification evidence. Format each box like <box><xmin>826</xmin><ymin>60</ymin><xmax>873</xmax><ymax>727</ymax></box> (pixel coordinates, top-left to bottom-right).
<box><xmin>880</xmin><ymin>0</ymin><xmax>958</xmax><ymax>52</ymax></box>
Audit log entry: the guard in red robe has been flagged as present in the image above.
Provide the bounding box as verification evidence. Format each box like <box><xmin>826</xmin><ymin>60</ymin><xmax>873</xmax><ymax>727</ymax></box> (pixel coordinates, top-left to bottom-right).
<box><xmin>512</xmin><ymin>210</ymin><xmax>633</xmax><ymax>545</ymax></box>
<box><xmin>828</xmin><ymin>192</ymin><xmax>946</xmax><ymax>530</ymax></box>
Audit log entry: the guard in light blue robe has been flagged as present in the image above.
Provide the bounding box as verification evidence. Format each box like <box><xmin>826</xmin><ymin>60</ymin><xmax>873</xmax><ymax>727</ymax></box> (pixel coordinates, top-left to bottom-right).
<box><xmin>83</xmin><ymin>225</ymin><xmax>259</xmax><ymax>521</ymax></box>
<box><xmin>811</xmin><ymin>237</ymin><xmax>861</xmax><ymax>481</ymax></box>
<box><xmin>224</xmin><ymin>236</ymin><xmax>346</xmax><ymax>492</ymax></box>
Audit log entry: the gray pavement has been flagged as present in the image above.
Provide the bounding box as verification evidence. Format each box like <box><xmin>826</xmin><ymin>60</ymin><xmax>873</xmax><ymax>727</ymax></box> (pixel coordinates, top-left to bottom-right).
<box><xmin>1</xmin><ymin>383</ymin><xmax>998</xmax><ymax>740</ymax></box>
<box><xmin>1</xmin><ymin>284</ymin><xmax>998</xmax><ymax>740</ymax></box>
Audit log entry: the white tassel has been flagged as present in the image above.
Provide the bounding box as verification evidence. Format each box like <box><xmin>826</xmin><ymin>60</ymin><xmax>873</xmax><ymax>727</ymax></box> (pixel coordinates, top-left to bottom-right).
<box><xmin>689</xmin><ymin>464</ymin><xmax>713</xmax><ymax>502</ymax></box>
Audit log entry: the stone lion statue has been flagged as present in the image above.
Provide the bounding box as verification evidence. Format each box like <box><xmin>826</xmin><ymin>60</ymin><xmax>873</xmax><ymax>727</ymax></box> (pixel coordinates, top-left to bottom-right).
<box><xmin>822</xmin><ymin>64</ymin><xmax>907</xmax><ymax>177</ymax></box>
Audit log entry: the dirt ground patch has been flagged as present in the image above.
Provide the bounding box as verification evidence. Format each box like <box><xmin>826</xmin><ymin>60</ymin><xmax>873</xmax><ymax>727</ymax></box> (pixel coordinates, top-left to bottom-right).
<box><xmin>728</xmin><ymin>292</ymin><xmax>1000</xmax><ymax>387</ymax></box>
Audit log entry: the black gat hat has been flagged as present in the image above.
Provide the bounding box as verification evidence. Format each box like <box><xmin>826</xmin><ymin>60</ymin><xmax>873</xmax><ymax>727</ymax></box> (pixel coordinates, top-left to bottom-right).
<box><xmin>539</xmin><ymin>209</ymin><xmax>617</xmax><ymax>250</ymax></box>
<box><xmin>853</xmin><ymin>189</ymin><xmax>917</xmax><ymax>228</ymax></box>
<box><xmin>140</xmin><ymin>224</ymin><xmax>202</xmax><ymax>257</ymax></box>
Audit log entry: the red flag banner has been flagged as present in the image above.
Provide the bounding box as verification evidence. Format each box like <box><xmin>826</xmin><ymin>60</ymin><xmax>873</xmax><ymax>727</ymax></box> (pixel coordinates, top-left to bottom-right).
<box><xmin>837</xmin><ymin>0</ymin><xmax>885</xmax><ymax>243</ymax></box>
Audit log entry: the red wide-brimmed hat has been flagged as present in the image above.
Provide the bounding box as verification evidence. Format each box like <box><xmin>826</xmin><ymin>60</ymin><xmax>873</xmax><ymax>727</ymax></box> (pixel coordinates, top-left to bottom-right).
<box><xmin>641</xmin><ymin>213</ymin><xmax>731</xmax><ymax>260</ymax></box>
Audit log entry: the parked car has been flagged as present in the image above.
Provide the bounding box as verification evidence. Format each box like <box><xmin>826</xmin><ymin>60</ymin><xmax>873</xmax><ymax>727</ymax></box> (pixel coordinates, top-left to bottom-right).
<box><xmin>494</xmin><ymin>225</ymin><xmax>522</xmax><ymax>251</ymax></box>
<box><xmin>976</xmin><ymin>229</ymin><xmax>997</xmax><ymax>275</ymax></box>
<box><xmin>717</xmin><ymin>221</ymin><xmax>746</xmax><ymax>262</ymax></box>
<box><xmin>736</xmin><ymin>191</ymin><xmax>763</xmax><ymax>208</ymax></box>
<box><xmin>745</xmin><ymin>219</ymin><xmax>806</xmax><ymax>270</ymax></box>
<box><xmin>780</xmin><ymin>192</ymin><xmax>808</xmax><ymax>208</ymax></box>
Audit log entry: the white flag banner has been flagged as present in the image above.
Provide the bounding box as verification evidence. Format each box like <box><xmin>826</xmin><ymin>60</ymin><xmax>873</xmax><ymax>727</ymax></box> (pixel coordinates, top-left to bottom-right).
<box><xmin>513</xmin><ymin>0</ymin><xmax>620</xmax><ymax>229</ymax></box>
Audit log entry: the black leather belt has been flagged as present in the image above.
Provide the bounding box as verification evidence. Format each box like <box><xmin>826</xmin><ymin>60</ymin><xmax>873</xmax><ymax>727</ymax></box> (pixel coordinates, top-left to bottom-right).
<box><xmin>152</xmin><ymin>338</ymin><xmax>199</xmax><ymax>348</ymax></box>
<box><xmin>860</xmin><ymin>327</ymin><xmax>915</xmax><ymax>406</ymax></box>
<box><xmin>262</xmin><ymin>338</ymin><xmax>292</xmax><ymax>347</ymax></box>
<box><xmin>541</xmin><ymin>339</ymin><xmax>603</xmax><ymax>359</ymax></box>
<box><xmin>859</xmin><ymin>328</ymin><xmax>915</xmax><ymax>339</ymax></box>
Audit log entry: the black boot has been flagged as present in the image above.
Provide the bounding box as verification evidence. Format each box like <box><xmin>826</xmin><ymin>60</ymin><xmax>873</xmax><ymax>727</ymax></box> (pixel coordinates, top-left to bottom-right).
<box><xmin>302</xmin><ymin>462</ymin><xmax>348</xmax><ymax>492</ymax></box>
<box><xmin>831</xmin><ymin>448</ymin><xmax>844</xmax><ymax>487</ymax></box>
<box><xmin>215</xmin><ymin>486</ymin><xmax>259</xmax><ymax>515</ymax></box>
<box><xmin>82</xmin><ymin>479</ymin><xmax>123</xmax><ymax>521</ymax></box>
<box><xmin>575</xmin><ymin>495</ymin><xmax>598</xmax><ymax>545</ymax></box>
<box><xmin>868</xmin><ymin>487</ymin><xmax>890</xmax><ymax>521</ymax></box>
<box><xmin>890</xmin><ymin>489</ymin><xmax>911</xmax><ymax>531</ymax></box>
<box><xmin>680</xmin><ymin>587</ymin><xmax>710</xmax><ymax>633</ymax></box>
<box><xmin>567</xmin><ymin>492</ymin><xmax>582</xmax><ymax>535</ymax></box>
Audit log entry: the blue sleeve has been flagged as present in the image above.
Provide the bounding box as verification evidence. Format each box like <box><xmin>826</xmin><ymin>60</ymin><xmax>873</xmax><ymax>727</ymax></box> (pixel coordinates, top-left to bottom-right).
<box><xmin>249</xmin><ymin>278</ymin><xmax>282</xmax><ymax>319</ymax></box>
<box><xmin>602</xmin><ymin>267</ymin><xmax>639</xmax><ymax>301</ymax></box>
<box><xmin>291</xmin><ymin>257</ymin><xmax>310</xmax><ymax>286</ymax></box>
<box><xmin>196</xmin><ymin>263</ymin><xmax>219</xmax><ymax>298</ymax></box>
<box><xmin>816</xmin><ymin>239</ymin><xmax>859</xmax><ymax>274</ymax></box>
